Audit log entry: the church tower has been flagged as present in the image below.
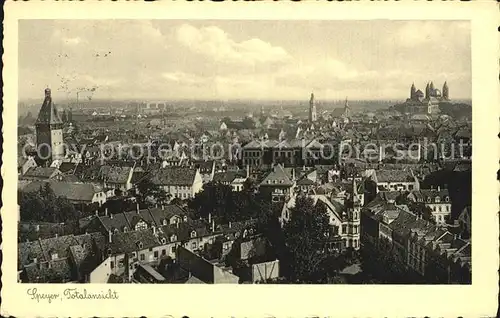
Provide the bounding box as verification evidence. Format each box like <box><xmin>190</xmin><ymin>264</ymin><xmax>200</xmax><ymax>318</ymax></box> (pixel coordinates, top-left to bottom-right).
<box><xmin>410</xmin><ymin>83</ymin><xmax>416</xmax><ymax>100</ymax></box>
<box><xmin>442</xmin><ymin>81</ymin><xmax>449</xmax><ymax>100</ymax></box>
<box><xmin>344</xmin><ymin>97</ymin><xmax>351</xmax><ymax>118</ymax></box>
<box><xmin>309</xmin><ymin>92</ymin><xmax>317</xmax><ymax>123</ymax></box>
<box><xmin>35</xmin><ymin>88</ymin><xmax>64</xmax><ymax>161</ymax></box>
<box><xmin>425</xmin><ymin>82</ymin><xmax>430</xmax><ymax>99</ymax></box>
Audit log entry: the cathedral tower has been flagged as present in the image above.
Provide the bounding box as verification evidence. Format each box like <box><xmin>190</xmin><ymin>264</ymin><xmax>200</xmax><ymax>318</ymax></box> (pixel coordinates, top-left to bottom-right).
<box><xmin>442</xmin><ymin>81</ymin><xmax>449</xmax><ymax>100</ymax></box>
<box><xmin>410</xmin><ymin>83</ymin><xmax>416</xmax><ymax>100</ymax></box>
<box><xmin>309</xmin><ymin>92</ymin><xmax>317</xmax><ymax>123</ymax></box>
<box><xmin>425</xmin><ymin>82</ymin><xmax>430</xmax><ymax>99</ymax></box>
<box><xmin>35</xmin><ymin>88</ymin><xmax>64</xmax><ymax>161</ymax></box>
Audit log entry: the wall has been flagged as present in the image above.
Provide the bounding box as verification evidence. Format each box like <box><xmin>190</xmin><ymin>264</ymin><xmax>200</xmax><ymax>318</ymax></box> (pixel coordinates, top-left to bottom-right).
<box><xmin>251</xmin><ymin>260</ymin><xmax>280</xmax><ymax>283</ymax></box>
<box><xmin>90</xmin><ymin>257</ymin><xmax>112</xmax><ymax>283</ymax></box>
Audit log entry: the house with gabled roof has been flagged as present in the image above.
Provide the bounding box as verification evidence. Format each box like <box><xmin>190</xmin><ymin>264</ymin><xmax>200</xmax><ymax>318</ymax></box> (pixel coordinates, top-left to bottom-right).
<box><xmin>259</xmin><ymin>164</ymin><xmax>296</xmax><ymax>203</ymax></box>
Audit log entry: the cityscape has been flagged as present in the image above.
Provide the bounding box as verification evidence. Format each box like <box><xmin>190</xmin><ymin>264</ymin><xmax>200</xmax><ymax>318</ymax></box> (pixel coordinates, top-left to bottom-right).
<box><xmin>17</xmin><ymin>20</ymin><xmax>472</xmax><ymax>284</ymax></box>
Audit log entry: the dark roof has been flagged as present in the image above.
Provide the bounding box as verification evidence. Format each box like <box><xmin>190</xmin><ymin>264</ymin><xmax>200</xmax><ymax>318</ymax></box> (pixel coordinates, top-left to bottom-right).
<box><xmin>96</xmin><ymin>205</ymin><xmax>189</xmax><ymax>233</ymax></box>
<box><xmin>100</xmin><ymin>165</ymin><xmax>132</xmax><ymax>184</ymax></box>
<box><xmin>21</xmin><ymin>180</ymin><xmax>101</xmax><ymax>202</ymax></box>
<box><xmin>23</xmin><ymin>167</ymin><xmax>60</xmax><ymax>179</ymax></box>
<box><xmin>375</xmin><ymin>169</ymin><xmax>415</xmax><ymax>183</ymax></box>
<box><xmin>18</xmin><ymin>232</ymin><xmax>105</xmax><ymax>279</ymax></box>
<box><xmin>150</xmin><ymin>167</ymin><xmax>197</xmax><ymax>186</ymax></box>
<box><xmin>35</xmin><ymin>89</ymin><xmax>63</xmax><ymax>126</ymax></box>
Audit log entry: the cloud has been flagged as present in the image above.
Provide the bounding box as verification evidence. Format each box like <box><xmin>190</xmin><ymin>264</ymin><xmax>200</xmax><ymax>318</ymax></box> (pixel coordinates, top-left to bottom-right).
<box><xmin>394</xmin><ymin>21</ymin><xmax>470</xmax><ymax>48</ymax></box>
<box><xmin>176</xmin><ymin>24</ymin><xmax>291</xmax><ymax>65</ymax></box>
<box><xmin>161</xmin><ymin>72</ymin><xmax>205</xmax><ymax>85</ymax></box>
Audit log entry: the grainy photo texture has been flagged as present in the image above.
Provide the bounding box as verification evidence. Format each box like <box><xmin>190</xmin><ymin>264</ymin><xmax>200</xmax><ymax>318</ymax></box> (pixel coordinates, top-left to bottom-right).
<box><xmin>17</xmin><ymin>19</ymin><xmax>472</xmax><ymax>285</ymax></box>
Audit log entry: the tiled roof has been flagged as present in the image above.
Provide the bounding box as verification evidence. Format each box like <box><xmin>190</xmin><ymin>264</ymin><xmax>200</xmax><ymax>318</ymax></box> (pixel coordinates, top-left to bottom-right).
<box><xmin>97</xmin><ymin>205</ymin><xmax>189</xmax><ymax>232</ymax></box>
<box><xmin>375</xmin><ymin>169</ymin><xmax>415</xmax><ymax>183</ymax></box>
<box><xmin>18</xmin><ymin>232</ymin><xmax>105</xmax><ymax>274</ymax></box>
<box><xmin>100</xmin><ymin>165</ymin><xmax>132</xmax><ymax>184</ymax></box>
<box><xmin>35</xmin><ymin>90</ymin><xmax>63</xmax><ymax>126</ymax></box>
<box><xmin>150</xmin><ymin>167</ymin><xmax>197</xmax><ymax>186</ymax></box>
<box><xmin>21</xmin><ymin>180</ymin><xmax>100</xmax><ymax>202</ymax></box>
<box><xmin>23</xmin><ymin>167</ymin><xmax>60</xmax><ymax>179</ymax></box>
<box><xmin>260</xmin><ymin>165</ymin><xmax>294</xmax><ymax>187</ymax></box>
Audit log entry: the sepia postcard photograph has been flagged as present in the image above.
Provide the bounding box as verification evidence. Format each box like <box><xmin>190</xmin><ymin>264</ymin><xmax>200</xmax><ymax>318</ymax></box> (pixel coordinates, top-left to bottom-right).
<box><xmin>2</xmin><ymin>1</ymin><xmax>499</xmax><ymax>317</ymax></box>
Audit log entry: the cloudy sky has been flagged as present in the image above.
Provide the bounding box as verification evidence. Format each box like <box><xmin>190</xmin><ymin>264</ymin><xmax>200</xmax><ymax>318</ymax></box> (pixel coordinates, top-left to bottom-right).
<box><xmin>19</xmin><ymin>20</ymin><xmax>471</xmax><ymax>101</ymax></box>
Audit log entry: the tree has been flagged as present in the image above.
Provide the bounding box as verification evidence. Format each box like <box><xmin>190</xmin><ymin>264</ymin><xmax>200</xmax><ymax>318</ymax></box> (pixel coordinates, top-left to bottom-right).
<box><xmin>282</xmin><ymin>196</ymin><xmax>331</xmax><ymax>283</ymax></box>
<box><xmin>136</xmin><ymin>177</ymin><xmax>167</xmax><ymax>205</ymax></box>
<box><xmin>18</xmin><ymin>184</ymin><xmax>78</xmax><ymax>225</ymax></box>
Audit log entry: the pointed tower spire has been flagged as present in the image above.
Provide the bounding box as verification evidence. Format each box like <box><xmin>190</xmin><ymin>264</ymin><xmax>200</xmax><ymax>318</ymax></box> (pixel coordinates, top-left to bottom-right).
<box><xmin>36</xmin><ymin>88</ymin><xmax>63</xmax><ymax>126</ymax></box>
<box><xmin>344</xmin><ymin>96</ymin><xmax>350</xmax><ymax>118</ymax></box>
<box><xmin>442</xmin><ymin>81</ymin><xmax>449</xmax><ymax>100</ymax></box>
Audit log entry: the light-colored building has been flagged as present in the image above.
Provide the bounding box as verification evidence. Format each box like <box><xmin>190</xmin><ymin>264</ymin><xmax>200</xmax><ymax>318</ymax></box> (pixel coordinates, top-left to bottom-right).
<box><xmin>150</xmin><ymin>167</ymin><xmax>203</xmax><ymax>199</ymax></box>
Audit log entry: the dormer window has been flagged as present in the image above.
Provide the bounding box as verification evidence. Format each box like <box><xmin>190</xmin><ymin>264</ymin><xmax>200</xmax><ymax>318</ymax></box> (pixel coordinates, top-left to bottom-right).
<box><xmin>51</xmin><ymin>253</ymin><xmax>58</xmax><ymax>260</ymax></box>
<box><xmin>183</xmin><ymin>215</ymin><xmax>188</xmax><ymax>222</ymax></box>
<box><xmin>123</xmin><ymin>226</ymin><xmax>128</xmax><ymax>233</ymax></box>
<box><xmin>445</xmin><ymin>196</ymin><xmax>450</xmax><ymax>202</ymax></box>
<box><xmin>190</xmin><ymin>230</ymin><xmax>197</xmax><ymax>238</ymax></box>
<box><xmin>136</xmin><ymin>241</ymin><xmax>143</xmax><ymax>249</ymax></box>
<box><xmin>435</xmin><ymin>196</ymin><xmax>441</xmax><ymax>203</ymax></box>
<box><xmin>163</xmin><ymin>219</ymin><xmax>169</xmax><ymax>226</ymax></box>
<box><xmin>170</xmin><ymin>235</ymin><xmax>177</xmax><ymax>242</ymax></box>
<box><xmin>243</xmin><ymin>229</ymin><xmax>248</xmax><ymax>238</ymax></box>
<box><xmin>427</xmin><ymin>197</ymin><xmax>431</xmax><ymax>203</ymax></box>
<box><xmin>160</xmin><ymin>238</ymin><xmax>166</xmax><ymax>245</ymax></box>
<box><xmin>235</xmin><ymin>232</ymin><xmax>240</xmax><ymax>238</ymax></box>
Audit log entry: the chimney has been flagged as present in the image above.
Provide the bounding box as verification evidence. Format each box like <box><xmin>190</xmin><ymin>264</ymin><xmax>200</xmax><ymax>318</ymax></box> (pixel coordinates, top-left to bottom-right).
<box><xmin>152</xmin><ymin>226</ymin><xmax>156</xmax><ymax>235</ymax></box>
<box><xmin>437</xmin><ymin>185</ymin><xmax>441</xmax><ymax>191</ymax></box>
<box><xmin>176</xmin><ymin>220</ymin><xmax>179</xmax><ymax>228</ymax></box>
<box><xmin>55</xmin><ymin>233</ymin><xmax>58</xmax><ymax>238</ymax></box>
<box><xmin>229</xmin><ymin>221</ymin><xmax>232</xmax><ymax>229</ymax></box>
<box><xmin>292</xmin><ymin>168</ymin><xmax>295</xmax><ymax>181</ymax></box>
<box><xmin>108</xmin><ymin>230</ymin><xmax>112</xmax><ymax>243</ymax></box>
<box><xmin>110</xmin><ymin>213</ymin><xmax>113</xmax><ymax>219</ymax></box>
<box><xmin>212</xmin><ymin>219</ymin><xmax>215</xmax><ymax>232</ymax></box>
<box><xmin>136</xmin><ymin>203</ymin><xmax>140</xmax><ymax>214</ymax></box>
<box><xmin>105</xmin><ymin>208</ymin><xmax>108</xmax><ymax>217</ymax></box>
<box><xmin>208</xmin><ymin>213</ymin><xmax>212</xmax><ymax>224</ymax></box>
<box><xmin>156</xmin><ymin>203</ymin><xmax>158</xmax><ymax>208</ymax></box>
<box><xmin>246</xmin><ymin>165</ymin><xmax>250</xmax><ymax>178</ymax></box>
<box><xmin>379</xmin><ymin>145</ymin><xmax>383</xmax><ymax>162</ymax></box>
<box><xmin>161</xmin><ymin>205</ymin><xmax>164</xmax><ymax>210</ymax></box>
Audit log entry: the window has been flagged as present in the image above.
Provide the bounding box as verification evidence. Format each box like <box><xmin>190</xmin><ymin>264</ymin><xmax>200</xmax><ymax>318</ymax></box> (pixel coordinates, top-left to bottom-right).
<box><xmin>110</xmin><ymin>261</ymin><xmax>115</xmax><ymax>269</ymax></box>
<box><xmin>171</xmin><ymin>246</ymin><xmax>176</xmax><ymax>253</ymax></box>
<box><xmin>140</xmin><ymin>254</ymin><xmax>145</xmax><ymax>261</ymax></box>
<box><xmin>162</xmin><ymin>249</ymin><xmax>166</xmax><ymax>256</ymax></box>
<box><xmin>149</xmin><ymin>247</ymin><xmax>153</xmax><ymax>252</ymax></box>
<box><xmin>223</xmin><ymin>243</ymin><xmax>229</xmax><ymax>250</ymax></box>
<box><xmin>191</xmin><ymin>242</ymin><xmax>197</xmax><ymax>250</ymax></box>
<box><xmin>342</xmin><ymin>225</ymin><xmax>347</xmax><ymax>234</ymax></box>
<box><xmin>154</xmin><ymin>251</ymin><xmax>158</xmax><ymax>258</ymax></box>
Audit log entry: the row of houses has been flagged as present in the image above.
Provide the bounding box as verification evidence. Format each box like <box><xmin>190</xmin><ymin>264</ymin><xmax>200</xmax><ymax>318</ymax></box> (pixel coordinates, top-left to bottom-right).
<box><xmin>361</xmin><ymin>194</ymin><xmax>471</xmax><ymax>283</ymax></box>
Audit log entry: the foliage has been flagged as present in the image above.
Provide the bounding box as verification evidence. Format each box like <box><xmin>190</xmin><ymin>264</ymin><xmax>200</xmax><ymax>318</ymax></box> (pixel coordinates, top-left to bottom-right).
<box><xmin>18</xmin><ymin>184</ymin><xmax>79</xmax><ymax>225</ymax></box>
<box><xmin>189</xmin><ymin>181</ymin><xmax>271</xmax><ymax>223</ymax></box>
<box><xmin>359</xmin><ymin>235</ymin><xmax>414</xmax><ymax>283</ymax></box>
<box><xmin>136</xmin><ymin>177</ymin><xmax>167</xmax><ymax>205</ymax></box>
<box><xmin>282</xmin><ymin>196</ymin><xmax>331</xmax><ymax>283</ymax></box>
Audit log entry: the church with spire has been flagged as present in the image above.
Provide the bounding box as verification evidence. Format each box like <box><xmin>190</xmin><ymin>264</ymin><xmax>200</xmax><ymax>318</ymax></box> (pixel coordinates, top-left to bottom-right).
<box><xmin>403</xmin><ymin>81</ymin><xmax>450</xmax><ymax>115</ymax></box>
<box><xmin>35</xmin><ymin>88</ymin><xmax>65</xmax><ymax>162</ymax></box>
